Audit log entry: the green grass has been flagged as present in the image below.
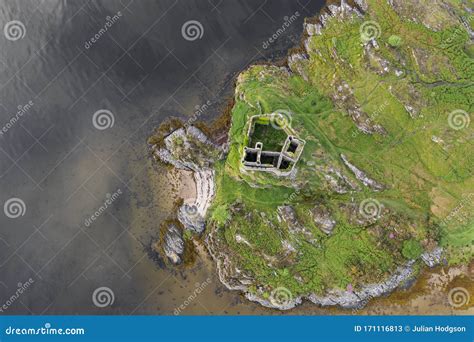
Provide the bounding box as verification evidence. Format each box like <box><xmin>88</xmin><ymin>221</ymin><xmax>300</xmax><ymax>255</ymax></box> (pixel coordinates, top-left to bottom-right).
<box><xmin>207</xmin><ymin>0</ymin><xmax>474</xmax><ymax>297</ymax></box>
<box><xmin>249</xmin><ymin>122</ymin><xmax>288</xmax><ymax>151</ymax></box>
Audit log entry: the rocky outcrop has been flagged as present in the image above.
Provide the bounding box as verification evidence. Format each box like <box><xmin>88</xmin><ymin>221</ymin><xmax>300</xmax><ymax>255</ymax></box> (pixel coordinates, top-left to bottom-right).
<box><xmin>205</xmin><ymin>224</ymin><xmax>249</xmax><ymax>292</ymax></box>
<box><xmin>155</xmin><ymin>126</ymin><xmax>219</xmax><ymax>171</ymax></box>
<box><xmin>207</xmin><ymin>215</ymin><xmax>417</xmax><ymax>310</ymax></box>
<box><xmin>354</xmin><ymin>0</ymin><xmax>368</xmax><ymax>12</ymax></box>
<box><xmin>287</xmin><ymin>53</ymin><xmax>309</xmax><ymax>81</ymax></box>
<box><xmin>163</xmin><ymin>224</ymin><xmax>185</xmax><ymax>264</ymax></box>
<box><xmin>340</xmin><ymin>154</ymin><xmax>385</xmax><ymax>191</ymax></box>
<box><xmin>317</xmin><ymin>165</ymin><xmax>360</xmax><ymax>194</ymax></box>
<box><xmin>246</xmin><ymin>292</ymin><xmax>303</xmax><ymax>311</ymax></box>
<box><xmin>332</xmin><ymin>82</ymin><xmax>387</xmax><ymax>136</ymax></box>
<box><xmin>310</xmin><ymin>205</ymin><xmax>336</xmax><ymax>234</ymax></box>
<box><xmin>298</xmin><ymin>2</ymin><xmax>387</xmax><ymax>137</ymax></box>
<box><xmin>387</xmin><ymin>0</ymin><xmax>464</xmax><ymax>32</ymax></box>
<box><xmin>308</xmin><ymin>260</ymin><xmax>415</xmax><ymax>309</ymax></box>
<box><xmin>320</xmin><ymin>1</ymin><xmax>363</xmax><ymax>28</ymax></box>
<box><xmin>177</xmin><ymin>203</ymin><xmax>206</xmax><ymax>234</ymax></box>
<box><xmin>155</xmin><ymin>126</ymin><xmax>221</xmax><ymax>233</ymax></box>
<box><xmin>278</xmin><ymin>205</ymin><xmax>316</xmax><ymax>242</ymax></box>
<box><xmin>259</xmin><ymin>260</ymin><xmax>415</xmax><ymax>310</ymax></box>
<box><xmin>304</xmin><ymin>22</ymin><xmax>322</xmax><ymax>36</ymax></box>
<box><xmin>173</xmin><ymin>169</ymin><xmax>216</xmax><ymax>234</ymax></box>
<box><xmin>421</xmin><ymin>247</ymin><xmax>443</xmax><ymax>267</ymax></box>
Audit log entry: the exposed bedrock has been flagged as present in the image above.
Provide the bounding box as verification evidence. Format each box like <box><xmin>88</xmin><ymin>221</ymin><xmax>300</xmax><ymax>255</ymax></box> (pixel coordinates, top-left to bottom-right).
<box><xmin>163</xmin><ymin>224</ymin><xmax>185</xmax><ymax>264</ymax></box>
<box><xmin>154</xmin><ymin>126</ymin><xmax>221</xmax><ymax>234</ymax></box>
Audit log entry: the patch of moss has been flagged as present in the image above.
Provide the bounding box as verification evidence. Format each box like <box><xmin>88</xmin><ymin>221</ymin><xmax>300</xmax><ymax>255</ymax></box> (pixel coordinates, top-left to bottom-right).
<box><xmin>388</xmin><ymin>35</ymin><xmax>403</xmax><ymax>47</ymax></box>
<box><xmin>402</xmin><ymin>239</ymin><xmax>424</xmax><ymax>260</ymax></box>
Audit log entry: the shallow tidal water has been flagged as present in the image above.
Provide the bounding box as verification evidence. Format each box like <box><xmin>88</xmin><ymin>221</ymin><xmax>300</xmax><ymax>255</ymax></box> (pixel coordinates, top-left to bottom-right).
<box><xmin>0</xmin><ymin>0</ymin><xmax>470</xmax><ymax>315</ymax></box>
<box><xmin>0</xmin><ymin>0</ymin><xmax>328</xmax><ymax>315</ymax></box>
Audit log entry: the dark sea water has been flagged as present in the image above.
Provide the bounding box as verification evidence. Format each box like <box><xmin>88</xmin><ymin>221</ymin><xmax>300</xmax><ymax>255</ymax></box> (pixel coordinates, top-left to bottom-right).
<box><xmin>0</xmin><ymin>0</ymin><xmax>326</xmax><ymax>314</ymax></box>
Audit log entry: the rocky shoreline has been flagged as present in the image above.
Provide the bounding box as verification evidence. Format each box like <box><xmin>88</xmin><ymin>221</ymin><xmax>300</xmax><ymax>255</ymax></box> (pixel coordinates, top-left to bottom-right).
<box><xmin>154</xmin><ymin>126</ymin><xmax>221</xmax><ymax>235</ymax></box>
<box><xmin>152</xmin><ymin>0</ymin><xmax>449</xmax><ymax>310</ymax></box>
<box><xmin>154</xmin><ymin>123</ymin><xmax>445</xmax><ymax>310</ymax></box>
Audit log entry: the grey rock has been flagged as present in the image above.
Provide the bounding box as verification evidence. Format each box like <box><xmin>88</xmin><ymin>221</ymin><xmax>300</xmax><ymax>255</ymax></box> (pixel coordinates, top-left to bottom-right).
<box><xmin>311</xmin><ymin>205</ymin><xmax>336</xmax><ymax>234</ymax></box>
<box><xmin>163</xmin><ymin>224</ymin><xmax>185</xmax><ymax>264</ymax></box>
<box><xmin>304</xmin><ymin>22</ymin><xmax>322</xmax><ymax>36</ymax></box>
<box><xmin>354</xmin><ymin>0</ymin><xmax>368</xmax><ymax>11</ymax></box>
<box><xmin>288</xmin><ymin>53</ymin><xmax>310</xmax><ymax>80</ymax></box>
<box><xmin>421</xmin><ymin>247</ymin><xmax>443</xmax><ymax>267</ymax></box>
<box><xmin>308</xmin><ymin>260</ymin><xmax>415</xmax><ymax>308</ymax></box>
<box><xmin>341</xmin><ymin>154</ymin><xmax>385</xmax><ymax>191</ymax></box>
<box><xmin>155</xmin><ymin>126</ymin><xmax>220</xmax><ymax>235</ymax></box>
<box><xmin>155</xmin><ymin>126</ymin><xmax>220</xmax><ymax>172</ymax></box>
<box><xmin>178</xmin><ymin>204</ymin><xmax>206</xmax><ymax>234</ymax></box>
